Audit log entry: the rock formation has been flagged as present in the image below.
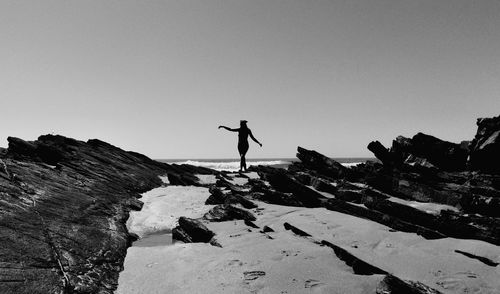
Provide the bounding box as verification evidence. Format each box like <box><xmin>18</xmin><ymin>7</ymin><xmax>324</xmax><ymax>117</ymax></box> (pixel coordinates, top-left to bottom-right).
<box><xmin>0</xmin><ymin>135</ymin><xmax>212</xmax><ymax>294</ymax></box>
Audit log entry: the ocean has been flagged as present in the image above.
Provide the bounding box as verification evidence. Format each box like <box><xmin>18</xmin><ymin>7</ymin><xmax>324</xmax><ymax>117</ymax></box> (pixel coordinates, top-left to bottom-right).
<box><xmin>157</xmin><ymin>158</ymin><xmax>376</xmax><ymax>172</ymax></box>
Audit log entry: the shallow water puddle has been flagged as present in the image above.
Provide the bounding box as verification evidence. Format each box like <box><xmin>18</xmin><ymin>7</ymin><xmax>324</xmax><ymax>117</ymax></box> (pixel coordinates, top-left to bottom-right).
<box><xmin>133</xmin><ymin>232</ymin><xmax>173</xmax><ymax>247</ymax></box>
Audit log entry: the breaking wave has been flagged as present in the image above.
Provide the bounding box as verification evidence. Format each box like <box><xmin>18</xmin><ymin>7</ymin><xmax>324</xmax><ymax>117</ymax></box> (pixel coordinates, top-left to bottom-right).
<box><xmin>171</xmin><ymin>160</ymin><xmax>291</xmax><ymax>172</ymax></box>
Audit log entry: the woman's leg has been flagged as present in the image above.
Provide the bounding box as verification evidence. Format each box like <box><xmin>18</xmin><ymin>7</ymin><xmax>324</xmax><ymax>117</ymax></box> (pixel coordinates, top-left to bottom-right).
<box><xmin>238</xmin><ymin>142</ymin><xmax>249</xmax><ymax>172</ymax></box>
<box><xmin>241</xmin><ymin>153</ymin><xmax>247</xmax><ymax>171</ymax></box>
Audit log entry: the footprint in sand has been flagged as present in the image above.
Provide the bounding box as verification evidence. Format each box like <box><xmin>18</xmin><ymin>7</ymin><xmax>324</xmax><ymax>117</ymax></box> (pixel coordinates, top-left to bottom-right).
<box><xmin>244</xmin><ymin>271</ymin><xmax>266</xmax><ymax>281</ymax></box>
<box><xmin>146</xmin><ymin>262</ymin><xmax>159</xmax><ymax>268</ymax></box>
<box><xmin>305</xmin><ymin>279</ymin><xmax>326</xmax><ymax>290</ymax></box>
<box><xmin>281</xmin><ymin>250</ymin><xmax>300</xmax><ymax>257</ymax></box>
<box><xmin>435</xmin><ymin>271</ymin><xmax>488</xmax><ymax>294</ymax></box>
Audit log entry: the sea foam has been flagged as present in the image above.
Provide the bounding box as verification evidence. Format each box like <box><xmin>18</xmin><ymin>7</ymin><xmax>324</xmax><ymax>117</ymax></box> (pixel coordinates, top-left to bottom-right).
<box><xmin>172</xmin><ymin>160</ymin><xmax>290</xmax><ymax>171</ymax></box>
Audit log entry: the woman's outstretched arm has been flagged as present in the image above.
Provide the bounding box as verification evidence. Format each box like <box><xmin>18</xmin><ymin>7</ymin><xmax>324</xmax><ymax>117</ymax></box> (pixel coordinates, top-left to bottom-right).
<box><xmin>248</xmin><ymin>130</ymin><xmax>262</xmax><ymax>147</ymax></box>
<box><xmin>218</xmin><ymin>125</ymin><xmax>239</xmax><ymax>132</ymax></box>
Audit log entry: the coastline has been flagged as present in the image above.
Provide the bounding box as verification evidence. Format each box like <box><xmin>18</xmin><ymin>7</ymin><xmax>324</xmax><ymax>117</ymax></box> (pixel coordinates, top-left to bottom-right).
<box><xmin>2</xmin><ymin>115</ymin><xmax>500</xmax><ymax>293</ymax></box>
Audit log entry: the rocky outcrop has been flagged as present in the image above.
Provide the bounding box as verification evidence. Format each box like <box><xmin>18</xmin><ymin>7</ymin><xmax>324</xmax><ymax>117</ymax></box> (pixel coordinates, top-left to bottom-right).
<box><xmin>0</xmin><ymin>135</ymin><xmax>177</xmax><ymax>294</ymax></box>
<box><xmin>295</xmin><ymin>146</ymin><xmax>348</xmax><ymax>179</ymax></box>
<box><xmin>203</xmin><ymin>204</ymin><xmax>256</xmax><ymax>222</ymax></box>
<box><xmin>469</xmin><ymin>115</ymin><xmax>500</xmax><ymax>174</ymax></box>
<box><xmin>172</xmin><ymin>217</ymin><xmax>216</xmax><ymax>243</ymax></box>
<box><xmin>205</xmin><ymin>186</ymin><xmax>257</xmax><ymax>209</ymax></box>
<box><xmin>369</xmin><ymin>133</ymin><xmax>468</xmax><ymax>171</ymax></box>
<box><xmin>258</xmin><ymin>167</ymin><xmax>328</xmax><ymax>208</ymax></box>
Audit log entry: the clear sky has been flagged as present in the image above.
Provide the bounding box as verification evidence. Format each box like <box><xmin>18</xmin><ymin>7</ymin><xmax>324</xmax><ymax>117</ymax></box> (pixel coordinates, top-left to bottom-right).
<box><xmin>1</xmin><ymin>0</ymin><xmax>499</xmax><ymax>159</ymax></box>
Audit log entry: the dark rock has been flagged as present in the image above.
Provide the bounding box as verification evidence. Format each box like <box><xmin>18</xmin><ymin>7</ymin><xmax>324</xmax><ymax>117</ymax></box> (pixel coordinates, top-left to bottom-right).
<box><xmin>226</xmin><ymin>194</ymin><xmax>258</xmax><ymax>209</ymax></box>
<box><xmin>1</xmin><ymin>134</ymin><xmax>173</xmax><ymax>294</ymax></box>
<box><xmin>244</xmin><ymin>219</ymin><xmax>259</xmax><ymax>228</ymax></box>
<box><xmin>203</xmin><ymin>204</ymin><xmax>256</xmax><ymax>222</ymax></box>
<box><xmin>167</xmin><ymin>172</ymin><xmax>199</xmax><ymax>186</ymax></box>
<box><xmin>335</xmin><ymin>189</ymin><xmax>364</xmax><ymax>203</ymax></box>
<box><xmin>261</xmin><ymin>226</ymin><xmax>274</xmax><ymax>233</ymax></box>
<box><xmin>454</xmin><ymin>250</ymin><xmax>499</xmax><ymax>267</ymax></box>
<box><xmin>469</xmin><ymin>115</ymin><xmax>500</xmax><ymax>174</ymax></box>
<box><xmin>321</xmin><ymin>240</ymin><xmax>388</xmax><ymax>275</ymax></box>
<box><xmin>215</xmin><ymin>178</ymin><xmax>246</xmax><ymax>193</ymax></box>
<box><xmin>310</xmin><ymin>177</ymin><xmax>337</xmax><ymax>194</ymax></box>
<box><xmin>410</xmin><ymin>133</ymin><xmax>468</xmax><ymax>171</ymax></box>
<box><xmin>365</xmin><ymin>197</ymin><xmax>500</xmax><ymax>245</ymax></box>
<box><xmin>367</xmin><ymin>141</ymin><xmax>392</xmax><ymax>166</ymax></box>
<box><xmin>251</xmin><ymin>190</ymin><xmax>303</xmax><ymax>207</ymax></box>
<box><xmin>172</xmin><ymin>217</ymin><xmax>215</xmax><ymax>243</ymax></box>
<box><xmin>404</xmin><ymin>155</ymin><xmax>438</xmax><ymax>172</ymax></box>
<box><xmin>376</xmin><ymin>274</ymin><xmax>442</xmax><ymax>294</ymax></box>
<box><xmin>205</xmin><ymin>186</ymin><xmax>257</xmax><ymax>209</ymax></box>
<box><xmin>127</xmin><ymin>198</ymin><xmax>144</xmax><ymax>211</ymax></box>
<box><xmin>296</xmin><ymin>146</ymin><xmax>347</xmax><ymax>179</ymax></box>
<box><xmin>248</xmin><ymin>178</ymin><xmax>269</xmax><ymax>193</ymax></box>
<box><xmin>369</xmin><ymin>133</ymin><xmax>468</xmax><ymax>171</ymax></box>
<box><xmin>262</xmin><ymin>168</ymin><xmax>327</xmax><ymax>208</ymax></box>
<box><xmin>283</xmin><ymin>222</ymin><xmax>311</xmax><ymax>237</ymax></box>
<box><xmin>325</xmin><ymin>198</ymin><xmax>446</xmax><ymax>240</ymax></box>
<box><xmin>205</xmin><ymin>186</ymin><xmax>227</xmax><ymax>205</ymax></box>
<box><xmin>459</xmin><ymin>194</ymin><xmax>500</xmax><ymax>217</ymax></box>
<box><xmin>384</xmin><ymin>133</ymin><xmax>468</xmax><ymax>171</ymax></box>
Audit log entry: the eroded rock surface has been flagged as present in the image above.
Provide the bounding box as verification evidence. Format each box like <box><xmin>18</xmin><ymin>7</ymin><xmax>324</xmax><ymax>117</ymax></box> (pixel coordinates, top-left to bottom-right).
<box><xmin>0</xmin><ymin>135</ymin><xmax>210</xmax><ymax>294</ymax></box>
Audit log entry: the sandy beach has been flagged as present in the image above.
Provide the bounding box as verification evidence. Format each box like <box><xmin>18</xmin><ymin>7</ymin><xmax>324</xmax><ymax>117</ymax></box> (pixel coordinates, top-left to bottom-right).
<box><xmin>117</xmin><ymin>172</ymin><xmax>500</xmax><ymax>294</ymax></box>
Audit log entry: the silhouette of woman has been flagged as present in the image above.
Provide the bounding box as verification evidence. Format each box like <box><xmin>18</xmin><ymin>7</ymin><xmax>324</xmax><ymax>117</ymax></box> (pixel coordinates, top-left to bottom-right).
<box><xmin>218</xmin><ymin>120</ymin><xmax>262</xmax><ymax>172</ymax></box>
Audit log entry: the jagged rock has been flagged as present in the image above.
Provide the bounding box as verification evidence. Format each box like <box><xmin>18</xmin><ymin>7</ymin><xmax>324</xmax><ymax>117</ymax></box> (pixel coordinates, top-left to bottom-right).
<box><xmin>261</xmin><ymin>226</ymin><xmax>274</xmax><ymax>233</ymax></box>
<box><xmin>261</xmin><ymin>168</ymin><xmax>327</xmax><ymax>208</ymax></box>
<box><xmin>469</xmin><ymin>115</ymin><xmax>500</xmax><ymax>174</ymax></box>
<box><xmin>215</xmin><ymin>178</ymin><xmax>246</xmax><ymax>193</ymax></box>
<box><xmin>167</xmin><ymin>172</ymin><xmax>199</xmax><ymax>186</ymax></box>
<box><xmin>325</xmin><ymin>198</ymin><xmax>446</xmax><ymax>240</ymax></box>
<box><xmin>203</xmin><ymin>204</ymin><xmax>256</xmax><ymax>222</ymax></box>
<box><xmin>404</xmin><ymin>155</ymin><xmax>438</xmax><ymax>172</ymax></box>
<box><xmin>284</xmin><ymin>222</ymin><xmax>311</xmax><ymax>237</ymax></box>
<box><xmin>364</xmin><ymin>197</ymin><xmax>500</xmax><ymax>245</ymax></box>
<box><xmin>296</xmin><ymin>146</ymin><xmax>347</xmax><ymax>179</ymax></box>
<box><xmin>385</xmin><ymin>133</ymin><xmax>468</xmax><ymax>171</ymax></box>
<box><xmin>376</xmin><ymin>275</ymin><xmax>442</xmax><ymax>294</ymax></box>
<box><xmin>251</xmin><ymin>190</ymin><xmax>303</xmax><ymax>207</ymax></box>
<box><xmin>335</xmin><ymin>189</ymin><xmax>364</xmax><ymax>203</ymax></box>
<box><xmin>172</xmin><ymin>217</ymin><xmax>215</xmax><ymax>243</ymax></box>
<box><xmin>369</xmin><ymin>133</ymin><xmax>468</xmax><ymax>171</ymax></box>
<box><xmin>410</xmin><ymin>133</ymin><xmax>468</xmax><ymax>171</ymax></box>
<box><xmin>1</xmin><ymin>134</ymin><xmax>173</xmax><ymax>294</ymax></box>
<box><xmin>205</xmin><ymin>186</ymin><xmax>257</xmax><ymax>209</ymax></box>
<box><xmin>205</xmin><ymin>186</ymin><xmax>227</xmax><ymax>204</ymax></box>
<box><xmin>321</xmin><ymin>240</ymin><xmax>388</xmax><ymax>275</ymax></box>
<box><xmin>244</xmin><ymin>219</ymin><xmax>259</xmax><ymax>228</ymax></box>
<box><xmin>459</xmin><ymin>194</ymin><xmax>500</xmax><ymax>217</ymax></box>
<box><xmin>367</xmin><ymin>141</ymin><xmax>392</xmax><ymax>166</ymax></box>
<box><xmin>293</xmin><ymin>172</ymin><xmax>337</xmax><ymax>195</ymax></box>
<box><xmin>454</xmin><ymin>250</ymin><xmax>499</xmax><ymax>267</ymax></box>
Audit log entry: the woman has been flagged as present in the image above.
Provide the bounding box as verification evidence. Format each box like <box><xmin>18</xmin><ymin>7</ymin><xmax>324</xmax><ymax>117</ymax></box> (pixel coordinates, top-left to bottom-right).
<box><xmin>218</xmin><ymin>120</ymin><xmax>262</xmax><ymax>172</ymax></box>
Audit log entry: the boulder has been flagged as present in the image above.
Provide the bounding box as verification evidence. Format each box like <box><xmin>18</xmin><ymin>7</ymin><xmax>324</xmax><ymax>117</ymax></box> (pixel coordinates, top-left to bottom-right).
<box><xmin>172</xmin><ymin>217</ymin><xmax>215</xmax><ymax>243</ymax></box>
<box><xmin>205</xmin><ymin>186</ymin><xmax>257</xmax><ymax>209</ymax></box>
<box><xmin>203</xmin><ymin>204</ymin><xmax>256</xmax><ymax>222</ymax></box>
<box><xmin>469</xmin><ymin>115</ymin><xmax>500</xmax><ymax>174</ymax></box>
